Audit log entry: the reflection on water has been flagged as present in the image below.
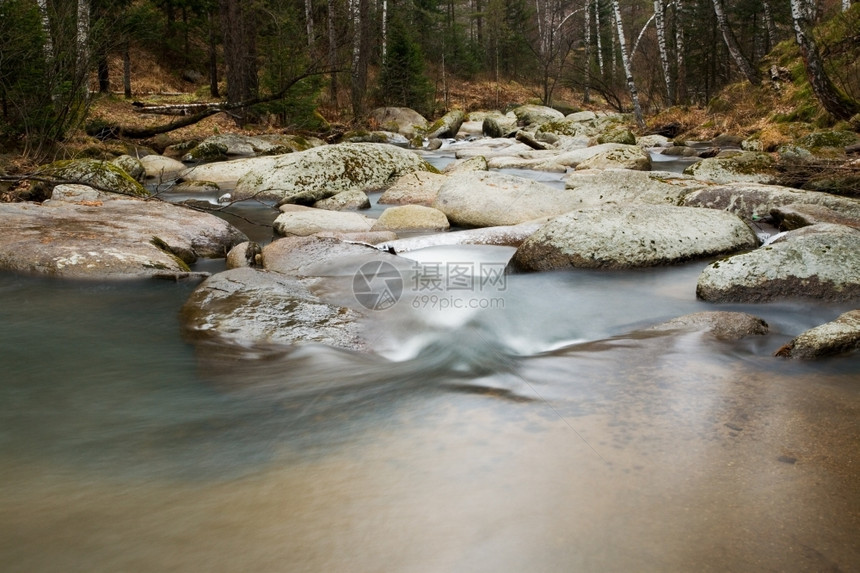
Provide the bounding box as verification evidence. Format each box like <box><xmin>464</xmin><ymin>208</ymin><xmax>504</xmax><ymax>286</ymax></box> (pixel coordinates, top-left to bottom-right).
<box><xmin>1</xmin><ymin>249</ymin><xmax>859</xmax><ymax>571</ymax></box>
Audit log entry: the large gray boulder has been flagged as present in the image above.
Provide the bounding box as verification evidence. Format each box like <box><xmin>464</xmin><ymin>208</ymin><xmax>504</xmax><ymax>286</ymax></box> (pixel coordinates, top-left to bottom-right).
<box><xmin>564</xmin><ymin>169</ymin><xmax>707</xmax><ymax>206</ymax></box>
<box><xmin>424</xmin><ymin>109</ymin><xmax>466</xmax><ymax>139</ymax></box>
<box><xmin>234</xmin><ymin>143</ymin><xmax>435</xmax><ymax>203</ymax></box>
<box><xmin>369</xmin><ymin>107</ymin><xmax>429</xmax><ymax>138</ymax></box>
<box><xmin>574</xmin><ymin>145</ymin><xmax>652</xmax><ymax>171</ymax></box>
<box><xmin>512</xmin><ymin>105</ymin><xmax>565</xmax><ymax>127</ymax></box>
<box><xmin>509</xmin><ymin>204</ymin><xmax>758</xmax><ymax>271</ymax></box>
<box><xmin>432</xmin><ymin>171</ymin><xmax>584</xmax><ymax>228</ymax></box>
<box><xmin>696</xmin><ymin>224</ymin><xmax>860</xmax><ymax>302</ymax></box>
<box><xmin>682</xmin><ymin>182</ymin><xmax>860</xmax><ymax>221</ymax></box>
<box><xmin>313</xmin><ymin>190</ymin><xmax>371</xmax><ymax>211</ymax></box>
<box><xmin>0</xmin><ymin>185</ymin><xmax>247</xmax><ymax>279</ymax></box>
<box><xmin>542</xmin><ymin>143</ymin><xmax>630</xmax><ymax>169</ymax></box>
<box><xmin>683</xmin><ymin>151</ymin><xmax>777</xmax><ymax>184</ymax></box>
<box><xmin>179</xmin><ymin>155</ymin><xmax>278</xmax><ymax>186</ymax></box>
<box><xmin>775</xmin><ymin>310</ymin><xmax>860</xmax><ymax>359</ymax></box>
<box><xmin>180</xmin><ymin>267</ymin><xmax>367</xmax><ymax>351</ymax></box>
<box><xmin>140</xmin><ymin>155</ymin><xmax>187</xmax><ymax>180</ymax></box>
<box><xmin>261</xmin><ymin>235</ymin><xmax>409</xmax><ymax>277</ymax></box>
<box><xmin>380</xmin><ymin>223</ymin><xmax>543</xmax><ymax>253</ymax></box>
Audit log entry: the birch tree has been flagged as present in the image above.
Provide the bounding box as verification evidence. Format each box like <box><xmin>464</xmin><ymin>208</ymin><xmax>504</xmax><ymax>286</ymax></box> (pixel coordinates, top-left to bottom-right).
<box><xmin>790</xmin><ymin>0</ymin><xmax>859</xmax><ymax>119</ymax></box>
<box><xmin>610</xmin><ymin>0</ymin><xmax>644</xmax><ymax>128</ymax></box>
<box><xmin>711</xmin><ymin>0</ymin><xmax>760</xmax><ymax>84</ymax></box>
<box><xmin>673</xmin><ymin>0</ymin><xmax>686</xmax><ymax>102</ymax></box>
<box><xmin>305</xmin><ymin>0</ymin><xmax>315</xmax><ymax>49</ymax></box>
<box><xmin>653</xmin><ymin>0</ymin><xmax>674</xmax><ymax>104</ymax></box>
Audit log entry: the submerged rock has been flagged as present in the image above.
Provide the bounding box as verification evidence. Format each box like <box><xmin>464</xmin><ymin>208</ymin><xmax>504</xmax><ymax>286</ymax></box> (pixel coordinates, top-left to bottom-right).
<box><xmin>432</xmin><ymin>171</ymin><xmax>583</xmax><ymax>228</ymax></box>
<box><xmin>234</xmin><ymin>143</ymin><xmax>435</xmax><ymax>203</ymax></box>
<box><xmin>649</xmin><ymin>311</ymin><xmax>769</xmax><ymax>341</ymax></box>
<box><xmin>775</xmin><ymin>310</ymin><xmax>860</xmax><ymax>359</ymax></box>
<box><xmin>0</xmin><ymin>185</ymin><xmax>247</xmax><ymax>279</ymax></box>
<box><xmin>180</xmin><ymin>267</ymin><xmax>367</xmax><ymax>351</ymax></box>
<box><xmin>509</xmin><ymin>204</ymin><xmax>757</xmax><ymax>271</ymax></box>
<box><xmin>696</xmin><ymin>224</ymin><xmax>860</xmax><ymax>302</ymax></box>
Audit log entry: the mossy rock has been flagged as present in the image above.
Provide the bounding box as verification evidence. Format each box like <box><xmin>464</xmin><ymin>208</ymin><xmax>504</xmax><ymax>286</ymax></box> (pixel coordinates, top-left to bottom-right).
<box><xmin>39</xmin><ymin>159</ymin><xmax>148</xmax><ymax>197</ymax></box>
<box><xmin>595</xmin><ymin>127</ymin><xmax>636</xmax><ymax>145</ymax></box>
<box><xmin>183</xmin><ymin>141</ymin><xmax>229</xmax><ymax>162</ymax></box>
<box><xmin>797</xmin><ymin>130</ymin><xmax>859</xmax><ymax>152</ymax></box>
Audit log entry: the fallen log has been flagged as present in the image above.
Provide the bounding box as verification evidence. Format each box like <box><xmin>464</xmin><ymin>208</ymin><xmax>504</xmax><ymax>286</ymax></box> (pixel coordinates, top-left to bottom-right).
<box><xmin>132</xmin><ymin>102</ymin><xmax>226</xmax><ymax>116</ymax></box>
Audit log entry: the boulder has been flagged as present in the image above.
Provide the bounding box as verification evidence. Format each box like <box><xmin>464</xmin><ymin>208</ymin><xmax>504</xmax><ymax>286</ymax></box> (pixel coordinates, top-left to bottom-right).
<box><xmin>591</xmin><ymin>127</ymin><xmax>636</xmax><ymax>145</ymax></box>
<box><xmin>273</xmin><ymin>205</ymin><xmax>375</xmax><ymax>236</ymax></box>
<box><xmin>378</xmin><ymin>171</ymin><xmax>448</xmax><ymax>206</ymax></box>
<box><xmin>234</xmin><ymin>143</ymin><xmax>435</xmax><ymax>203</ymax></box>
<box><xmin>369</xmin><ymin>107</ymin><xmax>429</xmax><ymax>138</ymax></box>
<box><xmin>424</xmin><ymin>109</ymin><xmax>466</xmax><ymax>140</ymax></box>
<box><xmin>39</xmin><ymin>159</ymin><xmax>148</xmax><ymax>197</ymax></box>
<box><xmin>682</xmin><ymin>182</ymin><xmax>860</xmax><ymax>221</ymax></box>
<box><xmin>509</xmin><ymin>204</ymin><xmax>757</xmax><ymax>271</ymax></box>
<box><xmin>0</xmin><ymin>185</ymin><xmax>247</xmax><ymax>279</ymax></box>
<box><xmin>574</xmin><ymin>145</ymin><xmax>652</xmax><ymax>171</ymax></box>
<box><xmin>140</xmin><ymin>155</ymin><xmax>190</xmax><ymax>181</ymax></box>
<box><xmin>432</xmin><ymin>171</ymin><xmax>584</xmax><ymax>228</ymax></box>
<box><xmin>261</xmin><ymin>235</ymin><xmax>409</xmax><ymax>277</ymax></box>
<box><xmin>775</xmin><ymin>310</ymin><xmax>860</xmax><ymax>359</ymax></box>
<box><xmin>313</xmin><ymin>190</ymin><xmax>371</xmax><ymax>211</ymax></box>
<box><xmin>179</xmin><ymin>155</ymin><xmax>278</xmax><ymax>186</ymax></box>
<box><xmin>796</xmin><ymin>130</ymin><xmax>859</xmax><ymax>154</ymax></box>
<box><xmin>564</xmin><ymin>169</ymin><xmax>707</xmax><ymax>206</ymax></box>
<box><xmin>683</xmin><ymin>151</ymin><xmax>776</xmax><ymax>184</ymax></box>
<box><xmin>344</xmin><ymin>130</ymin><xmax>410</xmax><ymax>146</ymax></box>
<box><xmin>442</xmin><ymin>155</ymin><xmax>489</xmax><ymax>174</ymax></box>
<box><xmin>637</xmin><ymin>135</ymin><xmax>672</xmax><ymax>148</ymax></box>
<box><xmin>182</xmin><ymin>141</ymin><xmax>228</xmax><ymax>162</ymax></box>
<box><xmin>696</xmin><ymin>224</ymin><xmax>860</xmax><ymax>302</ymax></box>
<box><xmin>371</xmin><ymin>205</ymin><xmax>450</xmax><ymax>232</ymax></box>
<box><xmin>111</xmin><ymin>155</ymin><xmax>145</xmax><ymax>182</ymax></box>
<box><xmin>648</xmin><ymin>311</ymin><xmax>769</xmax><ymax>341</ymax></box>
<box><xmin>770</xmin><ymin>203</ymin><xmax>860</xmax><ymax>231</ymax></box>
<box><xmin>180</xmin><ymin>267</ymin><xmax>367</xmax><ymax>351</ymax></box>
<box><xmin>512</xmin><ymin>105</ymin><xmax>565</xmax><ymax>127</ymax></box>
<box><xmin>660</xmin><ymin>146</ymin><xmax>700</xmax><ymax>157</ymax></box>
<box><xmin>535</xmin><ymin>113</ymin><xmax>628</xmax><ymax>140</ymax></box>
<box><xmin>225</xmin><ymin>241</ymin><xmax>263</xmax><ymax>269</ymax></box>
<box><xmin>380</xmin><ymin>222</ymin><xmax>543</xmax><ymax>253</ymax></box>
<box><xmin>542</xmin><ymin>143</ymin><xmax>631</xmax><ymax>169</ymax></box>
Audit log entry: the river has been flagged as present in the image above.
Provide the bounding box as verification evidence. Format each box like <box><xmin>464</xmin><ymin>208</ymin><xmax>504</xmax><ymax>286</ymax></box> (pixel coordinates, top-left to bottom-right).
<box><xmin>1</xmin><ymin>147</ymin><xmax>858</xmax><ymax>572</ymax></box>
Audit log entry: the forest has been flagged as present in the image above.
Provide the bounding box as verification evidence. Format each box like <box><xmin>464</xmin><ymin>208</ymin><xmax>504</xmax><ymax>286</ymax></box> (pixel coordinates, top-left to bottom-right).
<box><xmin>1</xmin><ymin>0</ymin><xmax>859</xmax><ymax>160</ymax></box>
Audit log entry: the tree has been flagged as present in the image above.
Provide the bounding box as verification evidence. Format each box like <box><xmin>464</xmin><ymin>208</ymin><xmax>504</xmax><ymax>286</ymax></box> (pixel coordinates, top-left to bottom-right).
<box><xmin>377</xmin><ymin>15</ymin><xmax>433</xmax><ymax>115</ymax></box>
<box><xmin>711</xmin><ymin>0</ymin><xmax>760</xmax><ymax>84</ymax></box>
<box><xmin>790</xmin><ymin>0</ymin><xmax>859</xmax><ymax>120</ymax></box>
<box><xmin>610</xmin><ymin>0</ymin><xmax>645</xmax><ymax>128</ymax></box>
<box><xmin>219</xmin><ymin>0</ymin><xmax>259</xmax><ymax>122</ymax></box>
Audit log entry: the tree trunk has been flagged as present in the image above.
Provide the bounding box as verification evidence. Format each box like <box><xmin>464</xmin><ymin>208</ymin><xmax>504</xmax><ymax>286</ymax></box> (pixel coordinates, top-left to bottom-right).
<box><xmin>305</xmin><ymin>0</ymin><xmax>315</xmax><ymax>50</ymax></box>
<box><xmin>36</xmin><ymin>0</ymin><xmax>54</xmax><ymax>68</ymax></box>
<box><xmin>674</xmin><ymin>0</ymin><xmax>687</xmax><ymax>103</ymax></box>
<box><xmin>76</xmin><ymin>0</ymin><xmax>91</xmax><ymax>101</ymax></box>
<box><xmin>611</xmin><ymin>0</ymin><xmax>645</xmax><ymax>128</ymax></box>
<box><xmin>208</xmin><ymin>11</ymin><xmax>220</xmax><ymax>98</ymax></box>
<box><xmin>349</xmin><ymin>0</ymin><xmax>368</xmax><ymax>119</ymax></box>
<box><xmin>328</xmin><ymin>0</ymin><xmax>338</xmax><ymax>102</ymax></box>
<box><xmin>98</xmin><ymin>55</ymin><xmax>110</xmax><ymax>94</ymax></box>
<box><xmin>791</xmin><ymin>0</ymin><xmax>860</xmax><ymax>120</ymax></box>
<box><xmin>219</xmin><ymin>0</ymin><xmax>258</xmax><ymax>122</ymax></box>
<box><xmin>711</xmin><ymin>0</ymin><xmax>760</xmax><ymax>84</ymax></box>
<box><xmin>594</xmin><ymin>0</ymin><xmax>604</xmax><ymax>76</ymax></box>
<box><xmin>123</xmin><ymin>40</ymin><xmax>132</xmax><ymax>99</ymax></box>
<box><xmin>584</xmin><ymin>0</ymin><xmax>591</xmax><ymax>103</ymax></box>
<box><xmin>762</xmin><ymin>0</ymin><xmax>777</xmax><ymax>52</ymax></box>
<box><xmin>654</xmin><ymin>0</ymin><xmax>674</xmax><ymax>104</ymax></box>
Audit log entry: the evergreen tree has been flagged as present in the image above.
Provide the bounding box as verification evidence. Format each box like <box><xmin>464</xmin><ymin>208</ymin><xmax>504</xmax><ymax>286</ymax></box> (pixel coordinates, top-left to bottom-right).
<box><xmin>377</xmin><ymin>17</ymin><xmax>433</xmax><ymax>116</ymax></box>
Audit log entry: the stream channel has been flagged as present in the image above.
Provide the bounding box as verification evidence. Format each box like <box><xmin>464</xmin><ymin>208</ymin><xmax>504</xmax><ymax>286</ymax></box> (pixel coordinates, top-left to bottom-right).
<box><xmin>1</xmin><ymin>144</ymin><xmax>858</xmax><ymax>572</ymax></box>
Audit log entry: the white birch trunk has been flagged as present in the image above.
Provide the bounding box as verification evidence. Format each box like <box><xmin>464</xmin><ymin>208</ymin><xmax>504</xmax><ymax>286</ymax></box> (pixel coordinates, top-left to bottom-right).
<box><xmin>36</xmin><ymin>0</ymin><xmax>54</xmax><ymax>66</ymax></box>
<box><xmin>762</xmin><ymin>0</ymin><xmax>778</xmax><ymax>49</ymax></box>
<box><xmin>594</xmin><ymin>0</ymin><xmax>604</xmax><ymax>76</ymax></box>
<box><xmin>653</xmin><ymin>0</ymin><xmax>674</xmax><ymax>104</ymax></box>
<box><xmin>843</xmin><ymin>0</ymin><xmax>850</xmax><ymax>12</ymax></box>
<box><xmin>711</xmin><ymin>0</ymin><xmax>759</xmax><ymax>83</ymax></box>
<box><xmin>305</xmin><ymin>0</ymin><xmax>315</xmax><ymax>49</ymax></box>
<box><xmin>584</xmin><ymin>0</ymin><xmax>592</xmax><ymax>103</ymax></box>
<box><xmin>381</xmin><ymin>0</ymin><xmax>388</xmax><ymax>64</ymax></box>
<box><xmin>674</xmin><ymin>0</ymin><xmax>686</xmax><ymax>102</ymax></box>
<box><xmin>77</xmin><ymin>0</ymin><xmax>91</xmax><ymax>97</ymax></box>
<box><xmin>610</xmin><ymin>0</ymin><xmax>645</xmax><ymax>128</ymax></box>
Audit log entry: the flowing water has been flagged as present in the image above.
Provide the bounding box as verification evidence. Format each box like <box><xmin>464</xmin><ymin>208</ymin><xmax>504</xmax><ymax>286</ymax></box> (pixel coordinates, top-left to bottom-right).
<box><xmin>1</xmin><ymin>150</ymin><xmax>859</xmax><ymax>572</ymax></box>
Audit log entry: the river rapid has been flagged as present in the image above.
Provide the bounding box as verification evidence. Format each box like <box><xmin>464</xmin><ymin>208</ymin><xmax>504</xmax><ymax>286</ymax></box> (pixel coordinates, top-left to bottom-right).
<box><xmin>1</xmin><ymin>147</ymin><xmax>858</xmax><ymax>572</ymax></box>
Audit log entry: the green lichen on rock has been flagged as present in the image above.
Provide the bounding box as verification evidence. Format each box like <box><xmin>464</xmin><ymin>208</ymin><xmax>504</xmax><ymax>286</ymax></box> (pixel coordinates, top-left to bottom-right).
<box><xmin>796</xmin><ymin>130</ymin><xmax>859</xmax><ymax>152</ymax></box>
<box><xmin>40</xmin><ymin>159</ymin><xmax>149</xmax><ymax>197</ymax></box>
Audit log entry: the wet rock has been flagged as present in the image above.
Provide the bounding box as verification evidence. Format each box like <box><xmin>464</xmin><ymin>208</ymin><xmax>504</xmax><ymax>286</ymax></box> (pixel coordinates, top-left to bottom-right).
<box><xmin>424</xmin><ymin>109</ymin><xmax>466</xmax><ymax>139</ymax></box>
<box><xmin>591</xmin><ymin>127</ymin><xmax>636</xmax><ymax>146</ymax></box>
<box><xmin>273</xmin><ymin>205</ymin><xmax>375</xmax><ymax>236</ymax></box>
<box><xmin>512</xmin><ymin>104</ymin><xmax>565</xmax><ymax>127</ymax></box>
<box><xmin>637</xmin><ymin>135</ymin><xmax>672</xmax><ymax>148</ymax></box>
<box><xmin>482</xmin><ymin>117</ymin><xmax>506</xmax><ymax>138</ymax></box>
<box><xmin>684</xmin><ymin>151</ymin><xmax>776</xmax><ymax>184</ymax></box>
<box><xmin>225</xmin><ymin>241</ymin><xmax>263</xmax><ymax>269</ymax></box>
<box><xmin>770</xmin><ymin>203</ymin><xmax>860</xmax><ymax>231</ymax></box>
<box><xmin>378</xmin><ymin>171</ymin><xmax>448</xmax><ymax>206</ymax></box>
<box><xmin>139</xmin><ymin>155</ymin><xmax>188</xmax><ymax>181</ymax></box>
<box><xmin>696</xmin><ymin>224</ymin><xmax>860</xmax><ymax>302</ymax></box>
<box><xmin>574</xmin><ymin>145</ymin><xmax>652</xmax><ymax>171</ymax></box>
<box><xmin>180</xmin><ymin>267</ymin><xmax>367</xmax><ymax>351</ymax></box>
<box><xmin>313</xmin><ymin>190</ymin><xmax>371</xmax><ymax>211</ymax></box>
<box><xmin>515</xmin><ymin>130</ymin><xmax>550</xmax><ymax>150</ymax></box>
<box><xmin>111</xmin><ymin>155</ymin><xmax>145</xmax><ymax>182</ymax></box>
<box><xmin>369</xmin><ymin>108</ymin><xmax>429</xmax><ymax>139</ymax></box>
<box><xmin>179</xmin><ymin>156</ymin><xmax>278</xmax><ymax>187</ymax></box>
<box><xmin>543</xmin><ymin>143</ymin><xmax>631</xmax><ymax>169</ymax></box>
<box><xmin>0</xmin><ymin>185</ymin><xmax>247</xmax><ymax>279</ymax></box>
<box><xmin>775</xmin><ymin>310</ymin><xmax>860</xmax><ymax>359</ymax></box>
<box><xmin>442</xmin><ymin>155</ymin><xmax>489</xmax><ymax>174</ymax></box>
<box><xmin>261</xmin><ymin>235</ymin><xmax>410</xmax><ymax>277</ymax></box>
<box><xmin>380</xmin><ymin>223</ymin><xmax>543</xmax><ymax>253</ymax></box>
<box><xmin>564</xmin><ymin>169</ymin><xmax>707</xmax><ymax>206</ymax></box>
<box><xmin>682</xmin><ymin>182</ymin><xmax>860</xmax><ymax>221</ymax></box>
<box><xmin>172</xmin><ymin>180</ymin><xmax>221</xmax><ymax>194</ymax></box>
<box><xmin>314</xmin><ymin>230</ymin><xmax>398</xmax><ymax>244</ymax></box>
<box><xmin>182</xmin><ymin>141</ymin><xmax>229</xmax><ymax>162</ymax></box>
<box><xmin>39</xmin><ymin>158</ymin><xmax>148</xmax><ymax>197</ymax></box>
<box><xmin>509</xmin><ymin>204</ymin><xmax>757</xmax><ymax>271</ymax></box>
<box><xmin>344</xmin><ymin>130</ymin><xmax>410</xmax><ymax>146</ymax></box>
<box><xmin>649</xmin><ymin>311</ymin><xmax>769</xmax><ymax>341</ymax></box>
<box><xmin>432</xmin><ymin>171</ymin><xmax>584</xmax><ymax>228</ymax></box>
<box><xmin>371</xmin><ymin>205</ymin><xmax>450</xmax><ymax>232</ymax></box>
<box><xmin>661</xmin><ymin>145</ymin><xmax>700</xmax><ymax>157</ymax></box>
<box><xmin>234</xmin><ymin>143</ymin><xmax>435</xmax><ymax>203</ymax></box>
